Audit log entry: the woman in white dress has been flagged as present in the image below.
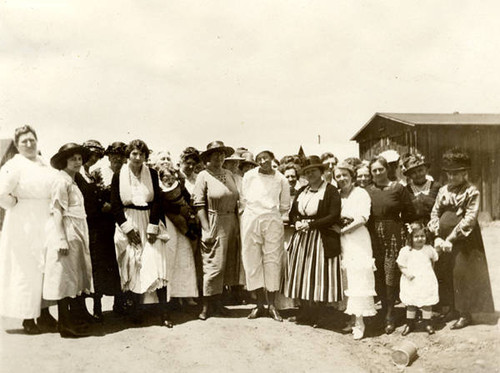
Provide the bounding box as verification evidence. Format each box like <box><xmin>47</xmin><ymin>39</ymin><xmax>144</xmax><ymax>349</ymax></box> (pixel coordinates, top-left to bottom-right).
<box><xmin>111</xmin><ymin>140</ymin><xmax>172</xmax><ymax>327</ymax></box>
<box><xmin>44</xmin><ymin>143</ymin><xmax>94</xmax><ymax>337</ymax></box>
<box><xmin>334</xmin><ymin>161</ymin><xmax>377</xmax><ymax>340</ymax></box>
<box><xmin>0</xmin><ymin>125</ymin><xmax>58</xmax><ymax>334</ymax></box>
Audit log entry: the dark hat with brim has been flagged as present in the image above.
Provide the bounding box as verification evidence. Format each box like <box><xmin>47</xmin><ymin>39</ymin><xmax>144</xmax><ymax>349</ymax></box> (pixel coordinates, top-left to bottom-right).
<box><xmin>50</xmin><ymin>143</ymin><xmax>91</xmax><ymax>170</ymax></box>
<box><xmin>442</xmin><ymin>160</ymin><xmax>471</xmax><ymax>172</ymax></box>
<box><xmin>83</xmin><ymin>139</ymin><xmax>105</xmax><ymax>158</ymax></box>
<box><xmin>301</xmin><ymin>155</ymin><xmax>328</xmax><ymax>173</ymax></box>
<box><xmin>402</xmin><ymin>154</ymin><xmax>430</xmax><ymax>175</ymax></box>
<box><xmin>200</xmin><ymin>141</ymin><xmax>234</xmax><ymax>162</ymax></box>
<box><xmin>105</xmin><ymin>142</ymin><xmax>127</xmax><ymax>156</ymax></box>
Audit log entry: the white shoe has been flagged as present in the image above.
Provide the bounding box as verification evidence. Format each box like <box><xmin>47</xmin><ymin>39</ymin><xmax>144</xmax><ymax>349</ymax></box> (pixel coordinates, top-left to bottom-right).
<box><xmin>352</xmin><ymin>317</ymin><xmax>365</xmax><ymax>340</ymax></box>
<box><xmin>352</xmin><ymin>326</ymin><xmax>364</xmax><ymax>340</ymax></box>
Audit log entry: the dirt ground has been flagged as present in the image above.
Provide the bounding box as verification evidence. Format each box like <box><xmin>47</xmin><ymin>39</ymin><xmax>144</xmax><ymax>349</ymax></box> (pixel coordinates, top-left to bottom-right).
<box><xmin>1</xmin><ymin>224</ymin><xmax>499</xmax><ymax>373</ymax></box>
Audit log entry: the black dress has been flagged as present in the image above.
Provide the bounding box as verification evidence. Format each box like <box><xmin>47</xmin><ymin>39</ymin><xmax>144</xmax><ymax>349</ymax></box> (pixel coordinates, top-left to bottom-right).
<box><xmin>76</xmin><ymin>171</ymin><xmax>121</xmax><ymax>296</ymax></box>
<box><xmin>366</xmin><ymin>182</ymin><xmax>416</xmax><ymax>295</ymax></box>
<box><xmin>428</xmin><ymin>182</ymin><xmax>494</xmax><ymax>314</ymax></box>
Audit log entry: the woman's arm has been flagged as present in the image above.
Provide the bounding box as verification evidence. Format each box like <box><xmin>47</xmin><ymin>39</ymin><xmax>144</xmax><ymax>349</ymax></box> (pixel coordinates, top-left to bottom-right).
<box><xmin>399</xmin><ymin>184</ymin><xmax>417</xmax><ymax>223</ymax></box>
<box><xmin>427</xmin><ymin>186</ymin><xmax>445</xmax><ymax>236</ymax></box>
<box><xmin>446</xmin><ymin>186</ymin><xmax>480</xmax><ymax>243</ymax></box>
<box><xmin>110</xmin><ymin>171</ymin><xmax>141</xmax><ymax>246</ymax></box>
<box><xmin>0</xmin><ymin>159</ymin><xmax>20</xmax><ymax>209</ymax></box>
<box><xmin>342</xmin><ymin>188</ymin><xmax>371</xmax><ymax>234</ymax></box>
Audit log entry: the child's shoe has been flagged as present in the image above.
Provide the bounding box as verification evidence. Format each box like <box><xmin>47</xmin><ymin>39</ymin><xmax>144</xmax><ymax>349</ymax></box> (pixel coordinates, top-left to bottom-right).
<box><xmin>425</xmin><ymin>320</ymin><xmax>435</xmax><ymax>335</ymax></box>
<box><xmin>401</xmin><ymin>319</ymin><xmax>414</xmax><ymax>336</ymax></box>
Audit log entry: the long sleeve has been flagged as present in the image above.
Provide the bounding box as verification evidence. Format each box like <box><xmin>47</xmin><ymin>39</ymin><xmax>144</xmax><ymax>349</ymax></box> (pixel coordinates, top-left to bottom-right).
<box><xmin>447</xmin><ymin>186</ymin><xmax>480</xmax><ymax>243</ymax></box>
<box><xmin>427</xmin><ymin>187</ymin><xmax>445</xmax><ymax>236</ymax></box>
<box><xmin>148</xmin><ymin>168</ymin><xmax>161</xmax><ymax>227</ymax></box>
<box><xmin>110</xmin><ymin>171</ymin><xmax>127</xmax><ymax>227</ymax></box>
<box><xmin>0</xmin><ymin>158</ymin><xmax>20</xmax><ymax>209</ymax></box>
<box><xmin>400</xmin><ymin>185</ymin><xmax>417</xmax><ymax>223</ymax></box>
<box><xmin>279</xmin><ymin>176</ymin><xmax>291</xmax><ymax>214</ymax></box>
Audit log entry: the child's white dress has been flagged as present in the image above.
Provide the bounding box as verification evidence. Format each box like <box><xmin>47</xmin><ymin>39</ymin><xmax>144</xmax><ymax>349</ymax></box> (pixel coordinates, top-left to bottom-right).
<box><xmin>397</xmin><ymin>244</ymin><xmax>439</xmax><ymax>307</ymax></box>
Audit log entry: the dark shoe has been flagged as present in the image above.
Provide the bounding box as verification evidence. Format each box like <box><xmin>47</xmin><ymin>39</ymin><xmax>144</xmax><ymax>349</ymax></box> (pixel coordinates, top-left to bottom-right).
<box><xmin>198</xmin><ymin>309</ymin><xmax>209</xmax><ymax>321</ymax></box>
<box><xmin>161</xmin><ymin>314</ymin><xmax>174</xmax><ymax>328</ymax></box>
<box><xmin>385</xmin><ymin>321</ymin><xmax>396</xmax><ymax>335</ymax></box>
<box><xmin>36</xmin><ymin>313</ymin><xmax>58</xmax><ymax>332</ymax></box>
<box><xmin>450</xmin><ymin>316</ymin><xmax>470</xmax><ymax>330</ymax></box>
<box><xmin>248</xmin><ymin>307</ymin><xmax>266</xmax><ymax>320</ymax></box>
<box><xmin>58</xmin><ymin>322</ymin><xmax>92</xmax><ymax>338</ymax></box>
<box><xmin>92</xmin><ymin>313</ymin><xmax>104</xmax><ymax>323</ymax></box>
<box><xmin>22</xmin><ymin>319</ymin><xmax>41</xmax><ymax>335</ymax></box>
<box><xmin>269</xmin><ymin>307</ymin><xmax>283</xmax><ymax>322</ymax></box>
<box><xmin>213</xmin><ymin>303</ymin><xmax>230</xmax><ymax>317</ymax></box>
<box><xmin>401</xmin><ymin>322</ymin><xmax>414</xmax><ymax>336</ymax></box>
<box><xmin>440</xmin><ymin>309</ymin><xmax>459</xmax><ymax>322</ymax></box>
<box><xmin>425</xmin><ymin>323</ymin><xmax>435</xmax><ymax>335</ymax></box>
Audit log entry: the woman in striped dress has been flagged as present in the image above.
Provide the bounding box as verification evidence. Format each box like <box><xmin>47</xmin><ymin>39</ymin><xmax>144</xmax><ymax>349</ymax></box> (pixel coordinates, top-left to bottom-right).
<box><xmin>284</xmin><ymin>156</ymin><xmax>342</xmax><ymax>326</ymax></box>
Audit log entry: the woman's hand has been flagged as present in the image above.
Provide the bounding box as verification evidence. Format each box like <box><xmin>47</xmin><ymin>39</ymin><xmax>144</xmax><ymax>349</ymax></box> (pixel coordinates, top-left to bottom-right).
<box><xmin>295</xmin><ymin>221</ymin><xmax>309</xmax><ymax>231</ymax></box>
<box><xmin>101</xmin><ymin>202</ymin><xmax>112</xmax><ymax>213</ymax></box>
<box><xmin>58</xmin><ymin>248</ymin><xmax>69</xmax><ymax>256</ymax></box>
<box><xmin>405</xmin><ymin>273</ymin><xmax>415</xmax><ymax>281</ymax></box>
<box><xmin>147</xmin><ymin>233</ymin><xmax>158</xmax><ymax>244</ymax></box>
<box><xmin>442</xmin><ymin>239</ymin><xmax>453</xmax><ymax>253</ymax></box>
<box><xmin>201</xmin><ymin>229</ymin><xmax>216</xmax><ymax>246</ymax></box>
<box><xmin>127</xmin><ymin>229</ymin><xmax>142</xmax><ymax>246</ymax></box>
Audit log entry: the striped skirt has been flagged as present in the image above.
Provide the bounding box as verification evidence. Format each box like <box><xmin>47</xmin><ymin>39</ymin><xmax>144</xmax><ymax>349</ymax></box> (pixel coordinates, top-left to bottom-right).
<box><xmin>283</xmin><ymin>228</ymin><xmax>343</xmax><ymax>303</ymax></box>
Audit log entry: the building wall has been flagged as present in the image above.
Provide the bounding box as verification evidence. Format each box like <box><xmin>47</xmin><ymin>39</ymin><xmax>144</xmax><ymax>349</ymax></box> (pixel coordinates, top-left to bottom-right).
<box><xmin>355</xmin><ymin>119</ymin><xmax>500</xmax><ymax>220</ymax></box>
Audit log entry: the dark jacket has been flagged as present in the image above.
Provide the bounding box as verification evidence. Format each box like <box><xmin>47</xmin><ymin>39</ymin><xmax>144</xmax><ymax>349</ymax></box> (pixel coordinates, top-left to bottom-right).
<box><xmin>289</xmin><ymin>182</ymin><xmax>341</xmax><ymax>258</ymax></box>
<box><xmin>110</xmin><ymin>167</ymin><xmax>161</xmax><ymax>227</ymax></box>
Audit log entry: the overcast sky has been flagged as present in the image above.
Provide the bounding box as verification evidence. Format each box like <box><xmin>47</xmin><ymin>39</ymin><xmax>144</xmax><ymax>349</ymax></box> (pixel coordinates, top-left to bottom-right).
<box><xmin>1</xmin><ymin>0</ymin><xmax>500</xmax><ymax>163</ymax></box>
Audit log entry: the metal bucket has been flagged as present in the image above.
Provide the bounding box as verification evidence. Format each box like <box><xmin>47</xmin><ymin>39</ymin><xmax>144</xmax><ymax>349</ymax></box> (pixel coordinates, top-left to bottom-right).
<box><xmin>392</xmin><ymin>340</ymin><xmax>418</xmax><ymax>366</ymax></box>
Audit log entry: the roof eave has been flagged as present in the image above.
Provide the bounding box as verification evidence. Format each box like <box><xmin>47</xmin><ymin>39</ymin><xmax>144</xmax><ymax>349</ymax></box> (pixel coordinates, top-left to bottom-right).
<box><xmin>350</xmin><ymin>112</ymin><xmax>415</xmax><ymax>141</ymax></box>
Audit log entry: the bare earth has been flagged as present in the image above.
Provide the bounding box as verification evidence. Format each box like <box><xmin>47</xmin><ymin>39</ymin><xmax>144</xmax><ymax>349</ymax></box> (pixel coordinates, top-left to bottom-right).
<box><xmin>1</xmin><ymin>225</ymin><xmax>499</xmax><ymax>373</ymax></box>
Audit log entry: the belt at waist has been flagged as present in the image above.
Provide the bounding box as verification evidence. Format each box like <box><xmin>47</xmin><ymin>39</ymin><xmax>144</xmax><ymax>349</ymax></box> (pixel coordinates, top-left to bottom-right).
<box><xmin>124</xmin><ymin>204</ymin><xmax>150</xmax><ymax>211</ymax></box>
<box><xmin>208</xmin><ymin>209</ymin><xmax>235</xmax><ymax>215</ymax></box>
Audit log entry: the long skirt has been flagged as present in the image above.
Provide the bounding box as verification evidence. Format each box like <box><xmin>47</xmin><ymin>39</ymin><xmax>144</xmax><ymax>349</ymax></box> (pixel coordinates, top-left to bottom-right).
<box><xmin>0</xmin><ymin>199</ymin><xmax>51</xmax><ymax>318</ymax></box>
<box><xmin>341</xmin><ymin>225</ymin><xmax>377</xmax><ymax>317</ymax></box>
<box><xmin>88</xmin><ymin>216</ymin><xmax>121</xmax><ymax>295</ymax></box>
<box><xmin>370</xmin><ymin>219</ymin><xmax>406</xmax><ymax>295</ymax></box>
<box><xmin>284</xmin><ymin>228</ymin><xmax>343</xmax><ymax>303</ymax></box>
<box><xmin>438</xmin><ymin>211</ymin><xmax>494</xmax><ymax>314</ymax></box>
<box><xmin>43</xmin><ymin>215</ymin><xmax>93</xmax><ymax>300</ymax></box>
<box><xmin>114</xmin><ymin>208</ymin><xmax>168</xmax><ymax>294</ymax></box>
<box><xmin>201</xmin><ymin>211</ymin><xmax>239</xmax><ymax>296</ymax></box>
<box><xmin>164</xmin><ymin>216</ymin><xmax>198</xmax><ymax>298</ymax></box>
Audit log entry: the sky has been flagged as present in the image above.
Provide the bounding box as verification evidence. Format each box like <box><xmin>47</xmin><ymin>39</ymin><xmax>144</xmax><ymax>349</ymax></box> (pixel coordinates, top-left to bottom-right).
<box><xmin>1</xmin><ymin>0</ymin><xmax>500</xmax><ymax>164</ymax></box>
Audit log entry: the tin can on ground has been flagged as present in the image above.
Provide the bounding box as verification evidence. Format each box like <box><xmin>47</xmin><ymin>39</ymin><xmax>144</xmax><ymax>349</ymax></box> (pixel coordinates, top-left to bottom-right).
<box><xmin>392</xmin><ymin>340</ymin><xmax>418</xmax><ymax>366</ymax></box>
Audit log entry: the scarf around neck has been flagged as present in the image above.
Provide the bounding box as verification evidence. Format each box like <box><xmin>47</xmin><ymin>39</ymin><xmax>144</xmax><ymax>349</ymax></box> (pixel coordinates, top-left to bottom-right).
<box><xmin>119</xmin><ymin>163</ymin><xmax>154</xmax><ymax>206</ymax></box>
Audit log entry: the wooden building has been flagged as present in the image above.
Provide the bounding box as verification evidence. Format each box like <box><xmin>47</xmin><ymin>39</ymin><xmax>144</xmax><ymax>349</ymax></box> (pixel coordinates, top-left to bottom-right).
<box><xmin>351</xmin><ymin>113</ymin><xmax>500</xmax><ymax>220</ymax></box>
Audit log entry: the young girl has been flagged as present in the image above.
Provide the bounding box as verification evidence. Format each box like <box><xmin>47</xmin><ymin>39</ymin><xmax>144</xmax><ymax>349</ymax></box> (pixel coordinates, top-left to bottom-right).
<box><xmin>396</xmin><ymin>222</ymin><xmax>439</xmax><ymax>335</ymax></box>
<box><xmin>44</xmin><ymin>143</ymin><xmax>94</xmax><ymax>337</ymax></box>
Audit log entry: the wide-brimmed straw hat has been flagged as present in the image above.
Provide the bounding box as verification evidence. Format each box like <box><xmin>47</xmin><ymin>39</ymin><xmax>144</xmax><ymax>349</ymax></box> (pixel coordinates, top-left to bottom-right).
<box><xmin>224</xmin><ymin>153</ymin><xmax>245</xmax><ymax>162</ymax></box>
<box><xmin>105</xmin><ymin>141</ymin><xmax>127</xmax><ymax>156</ymax></box>
<box><xmin>50</xmin><ymin>143</ymin><xmax>90</xmax><ymax>170</ymax></box>
<box><xmin>239</xmin><ymin>151</ymin><xmax>258</xmax><ymax>167</ymax></box>
<box><xmin>301</xmin><ymin>155</ymin><xmax>328</xmax><ymax>173</ymax></box>
<box><xmin>200</xmin><ymin>141</ymin><xmax>234</xmax><ymax>162</ymax></box>
<box><xmin>335</xmin><ymin>160</ymin><xmax>355</xmax><ymax>177</ymax></box>
<box><xmin>402</xmin><ymin>153</ymin><xmax>430</xmax><ymax>175</ymax></box>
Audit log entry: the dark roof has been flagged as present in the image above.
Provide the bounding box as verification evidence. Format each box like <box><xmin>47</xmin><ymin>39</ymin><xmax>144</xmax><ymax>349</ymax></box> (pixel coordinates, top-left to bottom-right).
<box><xmin>0</xmin><ymin>139</ymin><xmax>17</xmax><ymax>166</ymax></box>
<box><xmin>351</xmin><ymin>113</ymin><xmax>500</xmax><ymax>140</ymax></box>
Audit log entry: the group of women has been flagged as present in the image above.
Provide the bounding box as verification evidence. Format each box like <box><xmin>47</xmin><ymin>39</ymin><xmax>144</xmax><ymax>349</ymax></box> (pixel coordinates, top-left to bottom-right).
<box><xmin>0</xmin><ymin>125</ymin><xmax>495</xmax><ymax>341</ymax></box>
